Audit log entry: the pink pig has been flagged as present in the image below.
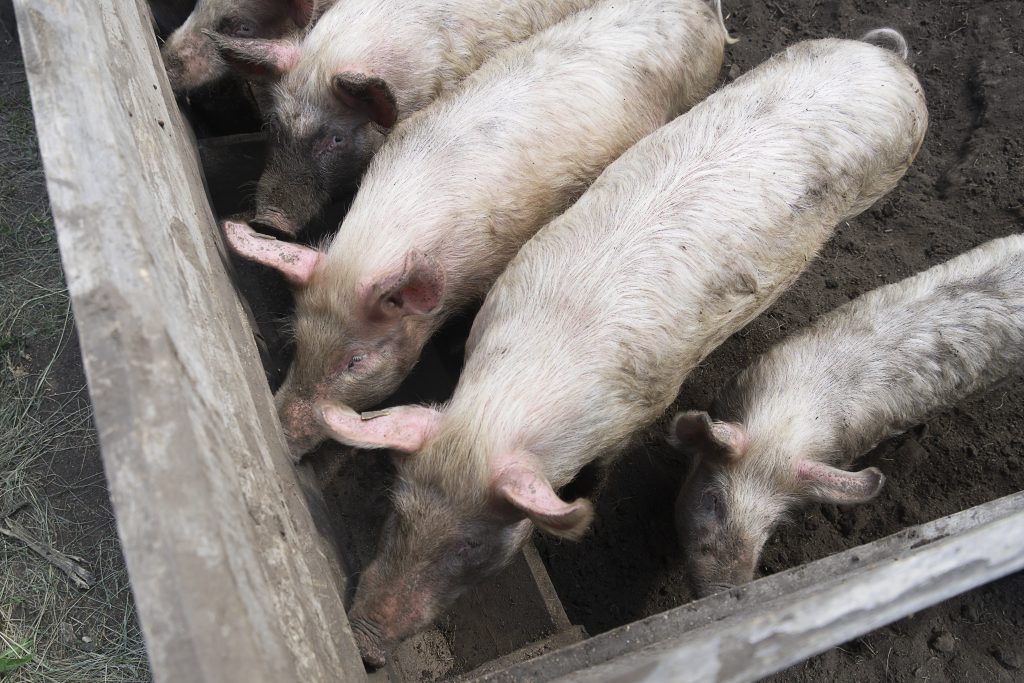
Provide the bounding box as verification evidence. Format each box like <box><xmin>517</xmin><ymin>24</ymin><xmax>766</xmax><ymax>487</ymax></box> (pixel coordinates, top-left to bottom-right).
<box><xmin>226</xmin><ymin>0</ymin><xmax>733</xmax><ymax>458</ymax></box>
<box><xmin>314</xmin><ymin>30</ymin><xmax>927</xmax><ymax>666</ymax></box>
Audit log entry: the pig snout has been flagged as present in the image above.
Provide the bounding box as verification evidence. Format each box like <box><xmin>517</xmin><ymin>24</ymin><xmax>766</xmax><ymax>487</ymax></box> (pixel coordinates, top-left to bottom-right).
<box><xmin>160</xmin><ymin>45</ymin><xmax>188</xmax><ymax>90</ymax></box>
<box><xmin>161</xmin><ymin>30</ymin><xmax>223</xmax><ymax>93</ymax></box>
<box><xmin>689</xmin><ymin>561</ymin><xmax>753</xmax><ymax>598</ymax></box>
<box><xmin>250</xmin><ymin>207</ymin><xmax>298</xmax><ymax>238</ymax></box>
<box><xmin>349</xmin><ymin>616</ymin><xmax>388</xmax><ymax>669</ymax></box>
<box><xmin>347</xmin><ymin>595</ymin><xmax>433</xmax><ymax>668</ymax></box>
<box><xmin>254</xmin><ymin>167</ymin><xmax>325</xmax><ymax>237</ymax></box>
<box><xmin>274</xmin><ymin>390</ymin><xmax>325</xmax><ymax>460</ymax></box>
<box><xmin>684</xmin><ymin>534</ymin><xmax>759</xmax><ymax>598</ymax></box>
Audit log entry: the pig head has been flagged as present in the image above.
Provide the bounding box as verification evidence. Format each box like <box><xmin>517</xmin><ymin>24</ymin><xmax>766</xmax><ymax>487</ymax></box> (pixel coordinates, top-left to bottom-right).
<box><xmin>223</xmin><ymin>221</ymin><xmax>446</xmax><ymax>457</ymax></box>
<box><xmin>208</xmin><ymin>34</ymin><xmax>397</xmax><ymax>236</ymax></box>
<box><xmin>670</xmin><ymin>411</ymin><xmax>885</xmax><ymax>597</ymax></box>
<box><xmin>317</xmin><ymin>403</ymin><xmax>594</xmax><ymax>667</ymax></box>
<box><xmin>160</xmin><ymin>0</ymin><xmax>315</xmax><ymax>93</ymax></box>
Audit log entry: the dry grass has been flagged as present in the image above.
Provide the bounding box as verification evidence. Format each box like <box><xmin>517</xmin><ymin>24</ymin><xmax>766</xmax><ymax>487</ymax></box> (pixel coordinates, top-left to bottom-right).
<box><xmin>0</xmin><ymin>27</ymin><xmax>150</xmax><ymax>683</ymax></box>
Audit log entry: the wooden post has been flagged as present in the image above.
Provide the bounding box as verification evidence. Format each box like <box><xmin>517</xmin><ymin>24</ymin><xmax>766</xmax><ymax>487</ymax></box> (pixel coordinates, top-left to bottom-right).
<box><xmin>15</xmin><ymin>0</ymin><xmax>366</xmax><ymax>680</ymax></box>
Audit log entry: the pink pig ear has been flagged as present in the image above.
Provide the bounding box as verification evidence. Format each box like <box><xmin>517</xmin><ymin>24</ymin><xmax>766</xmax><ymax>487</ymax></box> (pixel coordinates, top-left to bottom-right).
<box><xmin>797</xmin><ymin>460</ymin><xmax>886</xmax><ymax>504</ymax></box>
<box><xmin>669</xmin><ymin>411</ymin><xmax>748</xmax><ymax>461</ymax></box>
<box><xmin>363</xmin><ymin>251</ymin><xmax>445</xmax><ymax>322</ymax></box>
<box><xmin>204</xmin><ymin>31</ymin><xmax>300</xmax><ymax>81</ymax></box>
<box><xmin>493</xmin><ymin>453</ymin><xmax>594</xmax><ymax>540</ymax></box>
<box><xmin>331</xmin><ymin>72</ymin><xmax>399</xmax><ymax>129</ymax></box>
<box><xmin>222</xmin><ymin>220</ymin><xmax>320</xmax><ymax>286</ymax></box>
<box><xmin>317</xmin><ymin>402</ymin><xmax>441</xmax><ymax>453</ymax></box>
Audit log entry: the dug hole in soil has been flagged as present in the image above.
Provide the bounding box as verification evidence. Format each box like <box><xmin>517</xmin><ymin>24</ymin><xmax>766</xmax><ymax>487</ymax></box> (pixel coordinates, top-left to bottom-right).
<box><xmin>210</xmin><ymin>0</ymin><xmax>1024</xmax><ymax>681</ymax></box>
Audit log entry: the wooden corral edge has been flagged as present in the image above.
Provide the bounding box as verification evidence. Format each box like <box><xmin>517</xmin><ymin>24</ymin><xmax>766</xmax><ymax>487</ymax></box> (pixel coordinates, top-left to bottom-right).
<box><xmin>472</xmin><ymin>491</ymin><xmax>1024</xmax><ymax>683</ymax></box>
<box><xmin>15</xmin><ymin>1</ymin><xmax>365</xmax><ymax>681</ymax></box>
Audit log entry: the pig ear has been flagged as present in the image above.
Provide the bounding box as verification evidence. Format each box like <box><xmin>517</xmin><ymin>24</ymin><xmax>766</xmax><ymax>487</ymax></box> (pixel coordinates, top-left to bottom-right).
<box><xmin>797</xmin><ymin>460</ymin><xmax>886</xmax><ymax>505</ymax></box>
<box><xmin>331</xmin><ymin>72</ymin><xmax>399</xmax><ymax>129</ymax></box>
<box><xmin>669</xmin><ymin>411</ymin><xmax>748</xmax><ymax>461</ymax></box>
<box><xmin>364</xmin><ymin>251</ymin><xmax>445</xmax><ymax>322</ymax></box>
<box><xmin>317</xmin><ymin>402</ymin><xmax>441</xmax><ymax>453</ymax></box>
<box><xmin>223</xmin><ymin>220</ymin><xmax>320</xmax><ymax>286</ymax></box>
<box><xmin>493</xmin><ymin>455</ymin><xmax>594</xmax><ymax>540</ymax></box>
<box><xmin>204</xmin><ymin>31</ymin><xmax>300</xmax><ymax>81</ymax></box>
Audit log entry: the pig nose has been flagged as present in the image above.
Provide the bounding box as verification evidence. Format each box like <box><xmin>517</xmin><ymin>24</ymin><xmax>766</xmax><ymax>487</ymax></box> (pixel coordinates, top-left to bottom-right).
<box><xmin>161</xmin><ymin>49</ymin><xmax>187</xmax><ymax>92</ymax></box>
<box><xmin>251</xmin><ymin>208</ymin><xmax>298</xmax><ymax>238</ymax></box>
<box><xmin>350</xmin><ymin>617</ymin><xmax>388</xmax><ymax>669</ymax></box>
<box><xmin>283</xmin><ymin>430</ymin><xmax>323</xmax><ymax>462</ymax></box>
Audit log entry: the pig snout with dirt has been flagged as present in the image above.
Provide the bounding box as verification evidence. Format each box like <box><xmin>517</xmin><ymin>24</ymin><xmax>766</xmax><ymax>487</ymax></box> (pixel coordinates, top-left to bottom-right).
<box><xmin>207</xmin><ymin>0</ymin><xmax>610</xmax><ymax>237</ymax></box>
<box><xmin>160</xmin><ymin>0</ymin><xmax>319</xmax><ymax>93</ymax></box>
<box><xmin>313</xmin><ymin>31</ymin><xmax>927</xmax><ymax>666</ymax></box>
<box><xmin>672</xmin><ymin>233</ymin><xmax>1023</xmax><ymax>597</ymax></box>
<box><xmin>226</xmin><ymin>0</ymin><xmax>733</xmax><ymax>459</ymax></box>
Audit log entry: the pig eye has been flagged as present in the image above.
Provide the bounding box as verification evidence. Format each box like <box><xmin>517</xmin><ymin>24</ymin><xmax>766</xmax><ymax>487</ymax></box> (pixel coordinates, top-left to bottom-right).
<box><xmin>218</xmin><ymin>17</ymin><xmax>254</xmax><ymax>37</ymax></box>
<box><xmin>346</xmin><ymin>354</ymin><xmax>365</xmax><ymax>371</ymax></box>
<box><xmin>318</xmin><ymin>135</ymin><xmax>344</xmax><ymax>156</ymax></box>
<box><xmin>699</xmin><ymin>490</ymin><xmax>725</xmax><ymax>521</ymax></box>
<box><xmin>453</xmin><ymin>539</ymin><xmax>482</xmax><ymax>559</ymax></box>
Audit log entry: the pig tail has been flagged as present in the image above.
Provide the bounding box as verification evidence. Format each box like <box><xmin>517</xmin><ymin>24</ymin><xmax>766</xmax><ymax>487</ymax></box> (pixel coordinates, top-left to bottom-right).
<box><xmin>713</xmin><ymin>0</ymin><xmax>739</xmax><ymax>45</ymax></box>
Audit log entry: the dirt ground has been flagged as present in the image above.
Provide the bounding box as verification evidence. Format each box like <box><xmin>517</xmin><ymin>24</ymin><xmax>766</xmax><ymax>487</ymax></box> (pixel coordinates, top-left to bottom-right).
<box><xmin>5</xmin><ymin>0</ymin><xmax>1023</xmax><ymax>681</ymax></box>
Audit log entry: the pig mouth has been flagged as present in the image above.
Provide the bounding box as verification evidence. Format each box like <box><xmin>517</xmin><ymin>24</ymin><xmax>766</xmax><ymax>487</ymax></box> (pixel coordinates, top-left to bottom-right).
<box><xmin>693</xmin><ymin>580</ymin><xmax>739</xmax><ymax>598</ymax></box>
<box><xmin>350</xmin><ymin>617</ymin><xmax>388</xmax><ymax>669</ymax></box>
<box><xmin>251</xmin><ymin>209</ymin><xmax>299</xmax><ymax>239</ymax></box>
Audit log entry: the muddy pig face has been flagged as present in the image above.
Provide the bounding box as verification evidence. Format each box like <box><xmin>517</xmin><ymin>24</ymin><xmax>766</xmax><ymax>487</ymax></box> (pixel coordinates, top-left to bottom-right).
<box><xmin>348</xmin><ymin>480</ymin><xmax>530</xmax><ymax>668</ymax></box>
<box><xmin>222</xmin><ymin>221</ymin><xmax>445</xmax><ymax>458</ymax></box>
<box><xmin>161</xmin><ymin>0</ymin><xmax>313</xmax><ymax>93</ymax></box>
<box><xmin>252</xmin><ymin>95</ymin><xmax>389</xmax><ymax>236</ymax></box>
<box><xmin>208</xmin><ymin>36</ymin><xmax>398</xmax><ymax>236</ymax></box>
<box><xmin>675</xmin><ymin>462</ymin><xmax>774</xmax><ymax>596</ymax></box>
<box><xmin>670</xmin><ymin>411</ymin><xmax>885</xmax><ymax>597</ymax></box>
<box><xmin>317</xmin><ymin>405</ymin><xmax>595</xmax><ymax>666</ymax></box>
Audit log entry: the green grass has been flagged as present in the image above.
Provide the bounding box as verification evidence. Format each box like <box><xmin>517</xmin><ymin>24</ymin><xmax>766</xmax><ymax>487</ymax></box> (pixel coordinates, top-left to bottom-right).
<box><xmin>0</xmin><ymin>33</ymin><xmax>151</xmax><ymax>683</ymax></box>
<box><xmin>0</xmin><ymin>642</ymin><xmax>33</xmax><ymax>676</ymax></box>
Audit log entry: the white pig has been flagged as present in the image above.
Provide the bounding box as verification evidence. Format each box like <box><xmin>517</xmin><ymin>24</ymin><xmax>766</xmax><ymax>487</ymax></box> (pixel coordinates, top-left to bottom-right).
<box><xmin>314</xmin><ymin>32</ymin><xmax>928</xmax><ymax>665</ymax></box>
<box><xmin>226</xmin><ymin>0</ymin><xmax>733</xmax><ymax>457</ymax></box>
<box><xmin>208</xmin><ymin>0</ymin><xmax>608</xmax><ymax>235</ymax></box>
<box><xmin>671</xmin><ymin>233</ymin><xmax>1024</xmax><ymax>596</ymax></box>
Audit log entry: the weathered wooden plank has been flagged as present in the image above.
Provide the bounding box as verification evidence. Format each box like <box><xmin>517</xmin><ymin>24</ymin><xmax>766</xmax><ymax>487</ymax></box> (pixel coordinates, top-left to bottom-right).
<box><xmin>472</xmin><ymin>491</ymin><xmax>1024</xmax><ymax>683</ymax></box>
<box><xmin>15</xmin><ymin>1</ymin><xmax>365</xmax><ymax>680</ymax></box>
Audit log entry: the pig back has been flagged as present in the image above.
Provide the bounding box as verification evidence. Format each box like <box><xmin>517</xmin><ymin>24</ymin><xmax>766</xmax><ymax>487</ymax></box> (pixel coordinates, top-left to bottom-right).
<box><xmin>292</xmin><ymin>0</ymin><xmax>603</xmax><ymax>126</ymax></box>
<box><xmin>719</xmin><ymin>234</ymin><xmax>1024</xmax><ymax>466</ymax></box>
<box><xmin>454</xmin><ymin>38</ymin><xmax>928</xmax><ymax>482</ymax></box>
<box><xmin>322</xmin><ymin>0</ymin><xmax>728</xmax><ymax>306</ymax></box>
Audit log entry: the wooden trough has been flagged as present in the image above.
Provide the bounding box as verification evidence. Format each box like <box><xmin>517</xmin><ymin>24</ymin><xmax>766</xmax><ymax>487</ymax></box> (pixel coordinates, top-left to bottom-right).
<box><xmin>16</xmin><ymin>0</ymin><xmax>1024</xmax><ymax>681</ymax></box>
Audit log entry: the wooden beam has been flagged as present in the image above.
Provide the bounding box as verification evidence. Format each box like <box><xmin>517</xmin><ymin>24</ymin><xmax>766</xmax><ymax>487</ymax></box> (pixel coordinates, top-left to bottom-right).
<box><xmin>15</xmin><ymin>0</ymin><xmax>365</xmax><ymax>680</ymax></box>
<box><xmin>471</xmin><ymin>492</ymin><xmax>1024</xmax><ymax>683</ymax></box>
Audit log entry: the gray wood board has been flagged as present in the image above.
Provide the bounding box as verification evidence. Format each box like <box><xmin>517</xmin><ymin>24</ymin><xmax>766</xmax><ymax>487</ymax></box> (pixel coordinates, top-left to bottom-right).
<box><xmin>15</xmin><ymin>0</ymin><xmax>365</xmax><ymax>680</ymax></box>
<box><xmin>472</xmin><ymin>492</ymin><xmax>1024</xmax><ymax>683</ymax></box>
